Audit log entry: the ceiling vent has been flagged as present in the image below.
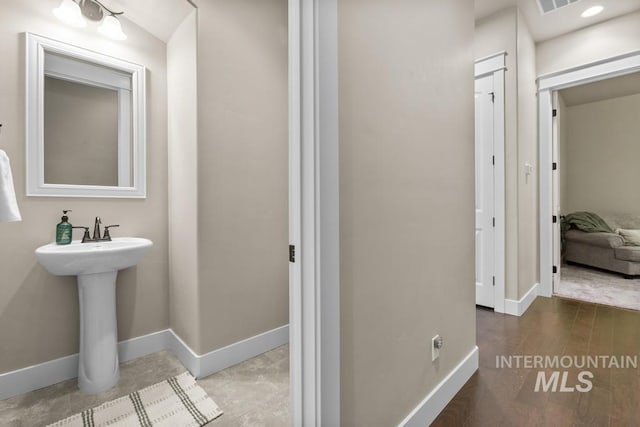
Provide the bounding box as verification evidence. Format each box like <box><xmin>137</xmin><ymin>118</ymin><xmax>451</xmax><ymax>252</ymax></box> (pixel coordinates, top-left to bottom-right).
<box><xmin>537</xmin><ymin>0</ymin><xmax>582</xmax><ymax>14</ymax></box>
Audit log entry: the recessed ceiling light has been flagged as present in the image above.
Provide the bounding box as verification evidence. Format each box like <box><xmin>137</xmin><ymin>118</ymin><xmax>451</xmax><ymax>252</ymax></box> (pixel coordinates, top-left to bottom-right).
<box><xmin>581</xmin><ymin>5</ymin><xmax>604</xmax><ymax>18</ymax></box>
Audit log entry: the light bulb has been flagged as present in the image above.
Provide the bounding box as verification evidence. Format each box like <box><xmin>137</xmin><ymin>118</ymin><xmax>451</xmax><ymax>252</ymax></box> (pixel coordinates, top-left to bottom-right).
<box><xmin>52</xmin><ymin>0</ymin><xmax>87</xmax><ymax>28</ymax></box>
<box><xmin>98</xmin><ymin>15</ymin><xmax>127</xmax><ymax>41</ymax></box>
<box><xmin>581</xmin><ymin>6</ymin><xmax>604</xmax><ymax>18</ymax></box>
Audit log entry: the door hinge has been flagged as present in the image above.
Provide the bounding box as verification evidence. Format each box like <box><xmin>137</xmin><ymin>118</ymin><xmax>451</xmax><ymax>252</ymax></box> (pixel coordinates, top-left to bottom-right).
<box><xmin>553</xmin><ymin>265</ymin><xmax>558</xmax><ymax>274</ymax></box>
<box><xmin>492</xmin><ymin>155</ymin><xmax>495</xmax><ymax>165</ymax></box>
<box><xmin>552</xmin><ymin>109</ymin><xmax>557</xmax><ymax>117</ymax></box>
<box><xmin>552</xmin><ymin>215</ymin><xmax>557</xmax><ymax>224</ymax></box>
<box><xmin>552</xmin><ymin>162</ymin><xmax>557</xmax><ymax>170</ymax></box>
<box><xmin>490</xmin><ymin>92</ymin><xmax>495</xmax><ymax>103</ymax></box>
<box><xmin>492</xmin><ymin>276</ymin><xmax>495</xmax><ymax>286</ymax></box>
<box><xmin>492</xmin><ymin>217</ymin><xmax>496</xmax><ymax>227</ymax></box>
<box><xmin>289</xmin><ymin>245</ymin><xmax>295</xmax><ymax>263</ymax></box>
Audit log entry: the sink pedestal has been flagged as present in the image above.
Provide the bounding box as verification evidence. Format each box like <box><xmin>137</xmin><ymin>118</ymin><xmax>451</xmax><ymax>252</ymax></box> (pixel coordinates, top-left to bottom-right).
<box><xmin>77</xmin><ymin>271</ymin><xmax>120</xmax><ymax>393</ymax></box>
<box><xmin>35</xmin><ymin>237</ymin><xmax>153</xmax><ymax>394</ymax></box>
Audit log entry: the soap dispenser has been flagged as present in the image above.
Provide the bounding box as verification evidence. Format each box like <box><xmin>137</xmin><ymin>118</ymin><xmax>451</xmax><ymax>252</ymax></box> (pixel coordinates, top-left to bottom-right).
<box><xmin>56</xmin><ymin>210</ymin><xmax>73</xmax><ymax>245</ymax></box>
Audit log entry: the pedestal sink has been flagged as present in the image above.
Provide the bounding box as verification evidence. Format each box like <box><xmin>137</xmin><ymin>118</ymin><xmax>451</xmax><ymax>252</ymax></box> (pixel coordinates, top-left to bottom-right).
<box><xmin>35</xmin><ymin>238</ymin><xmax>153</xmax><ymax>393</ymax></box>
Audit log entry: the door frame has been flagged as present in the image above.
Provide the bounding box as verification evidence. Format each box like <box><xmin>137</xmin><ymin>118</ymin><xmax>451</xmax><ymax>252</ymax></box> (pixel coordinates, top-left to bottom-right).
<box><xmin>288</xmin><ymin>0</ymin><xmax>340</xmax><ymax>425</ymax></box>
<box><xmin>474</xmin><ymin>52</ymin><xmax>506</xmax><ymax>313</ymax></box>
<box><xmin>537</xmin><ymin>50</ymin><xmax>640</xmax><ymax>297</ymax></box>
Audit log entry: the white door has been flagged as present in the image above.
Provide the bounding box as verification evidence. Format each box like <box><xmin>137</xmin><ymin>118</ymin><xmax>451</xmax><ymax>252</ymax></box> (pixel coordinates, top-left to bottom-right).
<box><xmin>475</xmin><ymin>75</ymin><xmax>495</xmax><ymax>308</ymax></box>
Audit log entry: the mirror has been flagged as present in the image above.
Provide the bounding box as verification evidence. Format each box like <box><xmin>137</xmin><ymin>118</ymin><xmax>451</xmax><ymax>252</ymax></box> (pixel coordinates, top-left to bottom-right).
<box><xmin>26</xmin><ymin>32</ymin><xmax>146</xmax><ymax>198</ymax></box>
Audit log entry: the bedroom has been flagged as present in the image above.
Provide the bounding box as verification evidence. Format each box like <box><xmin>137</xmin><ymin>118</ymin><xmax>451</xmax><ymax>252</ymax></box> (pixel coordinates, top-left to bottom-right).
<box><xmin>555</xmin><ymin>72</ymin><xmax>640</xmax><ymax>310</ymax></box>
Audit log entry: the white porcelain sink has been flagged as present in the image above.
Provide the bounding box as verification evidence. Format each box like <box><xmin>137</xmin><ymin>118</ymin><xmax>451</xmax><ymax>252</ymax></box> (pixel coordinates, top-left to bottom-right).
<box><xmin>35</xmin><ymin>237</ymin><xmax>153</xmax><ymax>394</ymax></box>
<box><xmin>36</xmin><ymin>237</ymin><xmax>153</xmax><ymax>276</ymax></box>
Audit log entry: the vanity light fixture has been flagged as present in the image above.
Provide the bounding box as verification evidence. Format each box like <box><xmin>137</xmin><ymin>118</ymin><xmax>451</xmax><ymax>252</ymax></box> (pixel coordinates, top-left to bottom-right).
<box><xmin>53</xmin><ymin>0</ymin><xmax>127</xmax><ymax>41</ymax></box>
<box><xmin>52</xmin><ymin>0</ymin><xmax>87</xmax><ymax>28</ymax></box>
<box><xmin>581</xmin><ymin>5</ymin><xmax>604</xmax><ymax>18</ymax></box>
<box><xmin>97</xmin><ymin>14</ymin><xmax>127</xmax><ymax>41</ymax></box>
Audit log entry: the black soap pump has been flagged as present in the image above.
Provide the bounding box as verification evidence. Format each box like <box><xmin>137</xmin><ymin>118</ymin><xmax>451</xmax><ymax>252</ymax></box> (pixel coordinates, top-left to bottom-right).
<box><xmin>56</xmin><ymin>210</ymin><xmax>73</xmax><ymax>245</ymax></box>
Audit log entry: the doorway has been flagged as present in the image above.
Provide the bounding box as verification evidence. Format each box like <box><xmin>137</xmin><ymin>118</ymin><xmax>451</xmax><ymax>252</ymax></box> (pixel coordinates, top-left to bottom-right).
<box><xmin>541</xmin><ymin>72</ymin><xmax>640</xmax><ymax>311</ymax></box>
<box><xmin>474</xmin><ymin>53</ymin><xmax>506</xmax><ymax>312</ymax></box>
<box><xmin>538</xmin><ymin>50</ymin><xmax>640</xmax><ymax>299</ymax></box>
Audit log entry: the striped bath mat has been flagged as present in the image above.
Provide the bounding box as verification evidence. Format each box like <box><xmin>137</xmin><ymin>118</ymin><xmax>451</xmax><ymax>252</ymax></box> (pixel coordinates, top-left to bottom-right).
<box><xmin>47</xmin><ymin>372</ymin><xmax>223</xmax><ymax>427</ymax></box>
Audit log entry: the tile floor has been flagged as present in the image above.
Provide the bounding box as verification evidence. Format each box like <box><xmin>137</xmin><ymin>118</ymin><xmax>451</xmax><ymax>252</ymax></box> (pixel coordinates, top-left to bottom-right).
<box><xmin>0</xmin><ymin>345</ymin><xmax>289</xmax><ymax>427</ymax></box>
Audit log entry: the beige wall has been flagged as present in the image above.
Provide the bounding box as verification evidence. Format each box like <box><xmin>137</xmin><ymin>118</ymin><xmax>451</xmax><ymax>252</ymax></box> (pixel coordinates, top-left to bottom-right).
<box><xmin>537</xmin><ymin>10</ymin><xmax>640</xmax><ymax>76</ymax></box>
<box><xmin>0</xmin><ymin>0</ymin><xmax>169</xmax><ymax>374</ymax></box>
<box><xmin>44</xmin><ymin>77</ymin><xmax>119</xmax><ymax>186</ymax></box>
<box><xmin>339</xmin><ymin>1</ymin><xmax>475</xmax><ymax>425</ymax></box>
<box><xmin>167</xmin><ymin>11</ymin><xmax>200</xmax><ymax>352</ymax></box>
<box><xmin>516</xmin><ymin>10</ymin><xmax>539</xmax><ymax>298</ymax></box>
<box><xmin>195</xmin><ymin>0</ymin><xmax>289</xmax><ymax>354</ymax></box>
<box><xmin>562</xmin><ymin>93</ymin><xmax>640</xmax><ymax>216</ymax></box>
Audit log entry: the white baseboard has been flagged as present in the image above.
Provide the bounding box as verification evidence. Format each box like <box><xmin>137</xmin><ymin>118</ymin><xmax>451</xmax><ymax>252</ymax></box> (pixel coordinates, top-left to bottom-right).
<box><xmin>168</xmin><ymin>325</ymin><xmax>289</xmax><ymax>379</ymax></box>
<box><xmin>504</xmin><ymin>283</ymin><xmax>539</xmax><ymax>316</ymax></box>
<box><xmin>0</xmin><ymin>326</ymin><xmax>289</xmax><ymax>401</ymax></box>
<box><xmin>0</xmin><ymin>329</ymin><xmax>171</xmax><ymax>401</ymax></box>
<box><xmin>398</xmin><ymin>346</ymin><xmax>479</xmax><ymax>427</ymax></box>
<box><xmin>118</xmin><ymin>329</ymin><xmax>173</xmax><ymax>361</ymax></box>
<box><xmin>0</xmin><ymin>352</ymin><xmax>79</xmax><ymax>401</ymax></box>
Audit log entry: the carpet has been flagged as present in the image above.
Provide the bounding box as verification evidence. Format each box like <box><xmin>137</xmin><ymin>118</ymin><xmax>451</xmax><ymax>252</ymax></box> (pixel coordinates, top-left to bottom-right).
<box><xmin>556</xmin><ymin>264</ymin><xmax>640</xmax><ymax>311</ymax></box>
<box><xmin>47</xmin><ymin>372</ymin><xmax>223</xmax><ymax>427</ymax></box>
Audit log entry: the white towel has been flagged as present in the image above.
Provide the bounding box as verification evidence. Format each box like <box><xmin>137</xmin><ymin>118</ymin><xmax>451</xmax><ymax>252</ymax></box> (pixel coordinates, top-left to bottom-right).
<box><xmin>0</xmin><ymin>149</ymin><xmax>22</xmax><ymax>222</ymax></box>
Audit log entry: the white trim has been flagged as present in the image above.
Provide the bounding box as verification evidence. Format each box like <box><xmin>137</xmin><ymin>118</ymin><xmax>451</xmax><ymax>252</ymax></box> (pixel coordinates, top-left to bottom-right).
<box><xmin>537</xmin><ymin>50</ymin><xmax>640</xmax><ymax>90</ymax></box>
<box><xmin>168</xmin><ymin>325</ymin><xmax>290</xmax><ymax>379</ymax></box>
<box><xmin>474</xmin><ymin>51</ymin><xmax>507</xmax><ymax>77</ymax></box>
<box><xmin>475</xmin><ymin>51</ymin><xmax>507</xmax><ymax>64</ymax></box>
<box><xmin>397</xmin><ymin>346</ymin><xmax>479</xmax><ymax>427</ymax></box>
<box><xmin>288</xmin><ymin>0</ymin><xmax>303</xmax><ymax>422</ymax></box>
<box><xmin>0</xmin><ymin>326</ymin><xmax>289</xmax><ymax>401</ymax></box>
<box><xmin>289</xmin><ymin>0</ymin><xmax>340</xmax><ymax>425</ymax></box>
<box><xmin>504</xmin><ymin>283</ymin><xmax>539</xmax><ymax>316</ymax></box>
<box><xmin>0</xmin><ymin>329</ymin><xmax>171</xmax><ymax>400</ymax></box>
<box><xmin>539</xmin><ymin>89</ymin><xmax>554</xmax><ymax>298</ymax></box>
<box><xmin>25</xmin><ymin>32</ymin><xmax>146</xmax><ymax>198</ymax></box>
<box><xmin>537</xmin><ymin>50</ymin><xmax>640</xmax><ymax>298</ymax></box>
<box><xmin>475</xmin><ymin>53</ymin><xmax>506</xmax><ymax>314</ymax></box>
<box><xmin>167</xmin><ymin>329</ymin><xmax>203</xmax><ymax>377</ymax></box>
<box><xmin>317</xmin><ymin>1</ymin><xmax>340</xmax><ymax>425</ymax></box>
<box><xmin>0</xmin><ymin>353</ymin><xmax>78</xmax><ymax>401</ymax></box>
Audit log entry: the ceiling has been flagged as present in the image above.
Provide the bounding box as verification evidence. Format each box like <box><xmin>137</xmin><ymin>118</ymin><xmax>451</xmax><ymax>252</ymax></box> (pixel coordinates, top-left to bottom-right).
<box><xmin>79</xmin><ymin>0</ymin><xmax>640</xmax><ymax>45</ymax></box>
<box><xmin>559</xmin><ymin>72</ymin><xmax>640</xmax><ymax>106</ymax></box>
<box><xmin>99</xmin><ymin>0</ymin><xmax>194</xmax><ymax>42</ymax></box>
<box><xmin>475</xmin><ymin>0</ymin><xmax>640</xmax><ymax>41</ymax></box>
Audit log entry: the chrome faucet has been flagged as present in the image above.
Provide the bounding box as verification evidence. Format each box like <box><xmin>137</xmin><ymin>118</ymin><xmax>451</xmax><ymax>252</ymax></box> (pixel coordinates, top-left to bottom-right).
<box><xmin>76</xmin><ymin>217</ymin><xmax>120</xmax><ymax>243</ymax></box>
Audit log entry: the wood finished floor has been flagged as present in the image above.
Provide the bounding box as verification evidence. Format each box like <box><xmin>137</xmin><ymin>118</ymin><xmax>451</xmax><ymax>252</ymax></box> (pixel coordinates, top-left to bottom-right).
<box><xmin>433</xmin><ymin>297</ymin><xmax>640</xmax><ymax>427</ymax></box>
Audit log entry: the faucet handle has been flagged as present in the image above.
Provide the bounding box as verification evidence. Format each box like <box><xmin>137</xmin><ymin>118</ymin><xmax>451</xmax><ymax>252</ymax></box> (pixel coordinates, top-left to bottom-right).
<box><xmin>103</xmin><ymin>225</ymin><xmax>120</xmax><ymax>241</ymax></box>
<box><xmin>73</xmin><ymin>226</ymin><xmax>91</xmax><ymax>243</ymax></box>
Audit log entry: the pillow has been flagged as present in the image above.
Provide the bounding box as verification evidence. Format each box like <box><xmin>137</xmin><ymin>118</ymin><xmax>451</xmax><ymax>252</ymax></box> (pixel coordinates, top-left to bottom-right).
<box><xmin>616</xmin><ymin>229</ymin><xmax>640</xmax><ymax>246</ymax></box>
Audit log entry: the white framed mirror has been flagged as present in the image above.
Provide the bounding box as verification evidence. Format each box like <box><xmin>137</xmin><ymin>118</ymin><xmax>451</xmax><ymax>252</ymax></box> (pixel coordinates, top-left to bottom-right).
<box><xmin>26</xmin><ymin>32</ymin><xmax>146</xmax><ymax>198</ymax></box>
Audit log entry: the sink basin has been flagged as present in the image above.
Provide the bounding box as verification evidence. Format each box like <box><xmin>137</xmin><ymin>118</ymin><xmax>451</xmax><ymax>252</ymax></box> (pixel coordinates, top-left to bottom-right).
<box><xmin>36</xmin><ymin>237</ymin><xmax>153</xmax><ymax>276</ymax></box>
<box><xmin>35</xmin><ymin>237</ymin><xmax>153</xmax><ymax>394</ymax></box>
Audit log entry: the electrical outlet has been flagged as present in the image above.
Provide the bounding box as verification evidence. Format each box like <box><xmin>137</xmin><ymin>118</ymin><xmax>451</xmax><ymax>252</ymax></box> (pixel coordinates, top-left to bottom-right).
<box><xmin>432</xmin><ymin>334</ymin><xmax>443</xmax><ymax>362</ymax></box>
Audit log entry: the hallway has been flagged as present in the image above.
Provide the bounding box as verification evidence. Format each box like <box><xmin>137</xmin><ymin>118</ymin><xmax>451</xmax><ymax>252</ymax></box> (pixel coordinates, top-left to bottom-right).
<box><xmin>434</xmin><ymin>297</ymin><xmax>640</xmax><ymax>426</ymax></box>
